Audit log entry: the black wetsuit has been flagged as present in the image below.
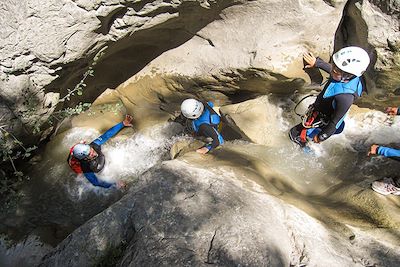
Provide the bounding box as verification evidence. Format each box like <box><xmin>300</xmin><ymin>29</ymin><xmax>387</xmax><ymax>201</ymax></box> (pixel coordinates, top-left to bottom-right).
<box><xmin>291</xmin><ymin>58</ymin><xmax>364</xmax><ymax>143</ymax></box>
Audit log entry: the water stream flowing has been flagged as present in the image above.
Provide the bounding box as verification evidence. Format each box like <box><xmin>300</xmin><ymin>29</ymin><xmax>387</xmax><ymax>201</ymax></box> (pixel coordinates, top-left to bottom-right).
<box><xmin>1</xmin><ymin>94</ymin><xmax>399</xmax><ymax>266</ymax></box>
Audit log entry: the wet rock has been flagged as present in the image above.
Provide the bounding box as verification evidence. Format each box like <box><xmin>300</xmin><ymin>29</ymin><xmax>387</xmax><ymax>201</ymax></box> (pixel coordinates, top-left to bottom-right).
<box><xmin>1</xmin><ymin>0</ymin><xmax>399</xmax><ymax>142</ymax></box>
<box><xmin>39</xmin><ymin>154</ymin><xmax>400</xmax><ymax>266</ymax></box>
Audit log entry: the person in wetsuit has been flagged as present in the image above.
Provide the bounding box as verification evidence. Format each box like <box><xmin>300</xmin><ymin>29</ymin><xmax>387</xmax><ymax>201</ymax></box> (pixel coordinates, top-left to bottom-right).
<box><xmin>67</xmin><ymin>114</ymin><xmax>133</xmax><ymax>188</ymax></box>
<box><xmin>368</xmin><ymin>106</ymin><xmax>400</xmax><ymax>195</ymax></box>
<box><xmin>289</xmin><ymin>46</ymin><xmax>371</xmax><ymax>146</ymax></box>
<box><xmin>180</xmin><ymin>98</ymin><xmax>224</xmax><ymax>154</ymax></box>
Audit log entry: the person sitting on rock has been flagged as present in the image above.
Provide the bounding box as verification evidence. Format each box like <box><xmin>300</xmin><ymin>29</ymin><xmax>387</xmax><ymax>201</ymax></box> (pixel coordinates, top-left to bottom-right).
<box><xmin>180</xmin><ymin>98</ymin><xmax>224</xmax><ymax>154</ymax></box>
<box><xmin>289</xmin><ymin>46</ymin><xmax>370</xmax><ymax>147</ymax></box>
<box><xmin>368</xmin><ymin>106</ymin><xmax>400</xmax><ymax>196</ymax></box>
<box><xmin>67</xmin><ymin>114</ymin><xmax>133</xmax><ymax>188</ymax></box>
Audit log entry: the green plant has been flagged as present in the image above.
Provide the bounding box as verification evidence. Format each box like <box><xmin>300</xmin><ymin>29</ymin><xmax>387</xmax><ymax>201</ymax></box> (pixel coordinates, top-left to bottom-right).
<box><xmin>0</xmin><ymin>125</ymin><xmax>37</xmax><ymax>173</ymax></box>
<box><xmin>0</xmin><ymin>46</ymin><xmax>108</xmax><ymax>204</ymax></box>
<box><xmin>87</xmin><ymin>101</ymin><xmax>124</xmax><ymax>116</ymax></box>
<box><xmin>29</xmin><ymin>46</ymin><xmax>108</xmax><ymax>134</ymax></box>
<box><xmin>59</xmin><ymin>46</ymin><xmax>108</xmax><ymax>102</ymax></box>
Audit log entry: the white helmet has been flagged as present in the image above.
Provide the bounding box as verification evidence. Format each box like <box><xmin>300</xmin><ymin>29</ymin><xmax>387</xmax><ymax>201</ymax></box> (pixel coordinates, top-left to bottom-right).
<box><xmin>73</xmin><ymin>143</ymin><xmax>90</xmax><ymax>159</ymax></box>
<box><xmin>332</xmin><ymin>46</ymin><xmax>370</xmax><ymax>77</ymax></box>
<box><xmin>181</xmin><ymin>99</ymin><xmax>204</xmax><ymax>119</ymax></box>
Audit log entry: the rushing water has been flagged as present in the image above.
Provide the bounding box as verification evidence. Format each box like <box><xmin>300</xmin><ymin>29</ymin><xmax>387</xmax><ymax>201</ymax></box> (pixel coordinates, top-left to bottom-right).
<box><xmin>1</xmin><ymin>96</ymin><xmax>399</xmax><ymax>266</ymax></box>
<box><xmin>0</xmin><ymin>122</ymin><xmax>190</xmax><ymax>258</ymax></box>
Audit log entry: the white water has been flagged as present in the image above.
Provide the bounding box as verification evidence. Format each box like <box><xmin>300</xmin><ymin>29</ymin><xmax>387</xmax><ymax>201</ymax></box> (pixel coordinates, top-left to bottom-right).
<box><xmin>2</xmin><ymin>98</ymin><xmax>399</xmax><ymax>265</ymax></box>
<box><xmin>0</xmin><ymin>121</ymin><xmax>193</xmax><ymax>257</ymax></box>
<box><xmin>59</xmin><ymin>122</ymin><xmax>192</xmax><ymax>200</ymax></box>
<box><xmin>258</xmin><ymin>96</ymin><xmax>400</xmax><ymax>195</ymax></box>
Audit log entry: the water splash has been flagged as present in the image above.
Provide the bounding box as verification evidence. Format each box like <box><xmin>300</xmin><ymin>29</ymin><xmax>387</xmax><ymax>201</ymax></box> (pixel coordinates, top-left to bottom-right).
<box><xmin>62</xmin><ymin>122</ymin><xmax>191</xmax><ymax>200</ymax></box>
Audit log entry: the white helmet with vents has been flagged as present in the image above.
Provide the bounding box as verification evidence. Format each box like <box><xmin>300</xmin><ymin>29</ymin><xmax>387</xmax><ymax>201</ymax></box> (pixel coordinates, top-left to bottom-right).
<box><xmin>181</xmin><ymin>99</ymin><xmax>204</xmax><ymax>119</ymax></box>
<box><xmin>72</xmin><ymin>143</ymin><xmax>90</xmax><ymax>159</ymax></box>
<box><xmin>332</xmin><ymin>46</ymin><xmax>370</xmax><ymax>77</ymax></box>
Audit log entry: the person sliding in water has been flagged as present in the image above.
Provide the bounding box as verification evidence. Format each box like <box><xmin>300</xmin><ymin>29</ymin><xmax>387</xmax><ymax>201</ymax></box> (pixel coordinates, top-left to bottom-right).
<box><xmin>180</xmin><ymin>98</ymin><xmax>224</xmax><ymax>154</ymax></box>
<box><xmin>367</xmin><ymin>106</ymin><xmax>400</xmax><ymax>195</ymax></box>
<box><xmin>289</xmin><ymin>46</ymin><xmax>371</xmax><ymax>147</ymax></box>
<box><xmin>67</xmin><ymin>114</ymin><xmax>133</xmax><ymax>188</ymax></box>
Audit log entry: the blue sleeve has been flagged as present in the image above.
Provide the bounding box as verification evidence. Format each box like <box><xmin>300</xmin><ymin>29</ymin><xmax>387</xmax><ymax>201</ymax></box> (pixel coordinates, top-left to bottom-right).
<box><xmin>377</xmin><ymin>146</ymin><xmax>400</xmax><ymax>161</ymax></box>
<box><xmin>207</xmin><ymin>101</ymin><xmax>214</xmax><ymax>108</ymax></box>
<box><xmin>92</xmin><ymin>122</ymin><xmax>124</xmax><ymax>146</ymax></box>
<box><xmin>84</xmin><ymin>172</ymin><xmax>115</xmax><ymax>188</ymax></box>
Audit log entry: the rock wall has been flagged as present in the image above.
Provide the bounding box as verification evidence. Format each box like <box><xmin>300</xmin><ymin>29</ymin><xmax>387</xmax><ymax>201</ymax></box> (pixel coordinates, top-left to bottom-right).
<box><xmin>335</xmin><ymin>0</ymin><xmax>400</xmax><ymax>107</ymax></box>
<box><xmin>1</xmin><ymin>0</ymin><xmax>400</xmax><ymax>143</ymax></box>
<box><xmin>39</xmin><ymin>153</ymin><xmax>400</xmax><ymax>266</ymax></box>
<box><xmin>0</xmin><ymin>0</ymin><xmax>241</xmax><ymax>142</ymax></box>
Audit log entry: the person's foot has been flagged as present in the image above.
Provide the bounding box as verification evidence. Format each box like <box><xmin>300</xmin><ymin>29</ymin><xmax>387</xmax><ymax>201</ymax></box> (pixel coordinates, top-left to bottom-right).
<box><xmin>289</xmin><ymin>127</ymin><xmax>306</xmax><ymax>147</ymax></box>
<box><xmin>371</xmin><ymin>178</ymin><xmax>400</xmax><ymax>196</ymax></box>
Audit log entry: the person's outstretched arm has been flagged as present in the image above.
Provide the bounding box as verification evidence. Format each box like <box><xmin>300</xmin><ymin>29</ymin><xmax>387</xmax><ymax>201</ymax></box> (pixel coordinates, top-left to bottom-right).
<box><xmin>197</xmin><ymin>124</ymin><xmax>224</xmax><ymax>154</ymax></box>
<box><xmin>92</xmin><ymin>122</ymin><xmax>124</xmax><ymax>146</ymax></box>
<box><xmin>84</xmin><ymin>172</ymin><xmax>115</xmax><ymax>188</ymax></box>
<box><xmin>377</xmin><ymin>146</ymin><xmax>400</xmax><ymax>161</ymax></box>
<box><xmin>314</xmin><ymin>57</ymin><xmax>332</xmax><ymax>74</ymax></box>
<box><xmin>368</xmin><ymin>145</ymin><xmax>400</xmax><ymax>162</ymax></box>
<box><xmin>303</xmin><ymin>52</ymin><xmax>332</xmax><ymax>74</ymax></box>
<box><xmin>92</xmin><ymin>115</ymin><xmax>133</xmax><ymax>146</ymax></box>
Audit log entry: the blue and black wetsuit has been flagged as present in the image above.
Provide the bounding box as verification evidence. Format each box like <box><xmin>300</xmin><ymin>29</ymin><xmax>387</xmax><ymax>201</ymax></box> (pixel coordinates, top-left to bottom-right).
<box><xmin>291</xmin><ymin>58</ymin><xmax>365</xmax><ymax>143</ymax></box>
<box><xmin>374</xmin><ymin>106</ymin><xmax>400</xmax><ymax>187</ymax></box>
<box><xmin>192</xmin><ymin>101</ymin><xmax>224</xmax><ymax>151</ymax></box>
<box><xmin>376</xmin><ymin>146</ymin><xmax>400</xmax><ymax>161</ymax></box>
<box><xmin>80</xmin><ymin>122</ymin><xmax>125</xmax><ymax>188</ymax></box>
<box><xmin>375</xmin><ymin>146</ymin><xmax>400</xmax><ymax>187</ymax></box>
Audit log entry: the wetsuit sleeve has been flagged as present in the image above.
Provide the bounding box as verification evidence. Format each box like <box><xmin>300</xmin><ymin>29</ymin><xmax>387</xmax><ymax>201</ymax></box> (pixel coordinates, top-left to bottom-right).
<box><xmin>377</xmin><ymin>146</ymin><xmax>400</xmax><ymax>161</ymax></box>
<box><xmin>318</xmin><ymin>94</ymin><xmax>354</xmax><ymax>141</ymax></box>
<box><xmin>315</xmin><ymin>57</ymin><xmax>332</xmax><ymax>74</ymax></box>
<box><xmin>84</xmin><ymin>172</ymin><xmax>115</xmax><ymax>188</ymax></box>
<box><xmin>397</xmin><ymin>107</ymin><xmax>400</xmax><ymax>115</ymax></box>
<box><xmin>197</xmin><ymin>124</ymin><xmax>224</xmax><ymax>151</ymax></box>
<box><xmin>92</xmin><ymin>122</ymin><xmax>124</xmax><ymax>146</ymax></box>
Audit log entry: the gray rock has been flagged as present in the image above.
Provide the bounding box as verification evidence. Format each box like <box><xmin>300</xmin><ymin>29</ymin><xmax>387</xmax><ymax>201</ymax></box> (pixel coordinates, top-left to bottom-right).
<box><xmin>1</xmin><ymin>0</ymin><xmax>399</xmax><ymax>143</ymax></box>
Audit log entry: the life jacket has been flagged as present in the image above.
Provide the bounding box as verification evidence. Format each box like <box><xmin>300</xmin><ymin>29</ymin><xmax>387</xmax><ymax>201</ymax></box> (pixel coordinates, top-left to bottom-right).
<box><xmin>67</xmin><ymin>144</ymin><xmax>83</xmax><ymax>174</ymax></box>
<box><xmin>323</xmin><ymin>76</ymin><xmax>363</xmax><ymax>99</ymax></box>
<box><xmin>192</xmin><ymin>102</ymin><xmax>221</xmax><ymax>133</ymax></box>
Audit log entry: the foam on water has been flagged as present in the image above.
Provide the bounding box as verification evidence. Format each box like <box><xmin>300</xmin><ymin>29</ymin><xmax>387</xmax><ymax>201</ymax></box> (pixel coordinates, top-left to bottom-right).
<box><xmin>257</xmin><ymin>96</ymin><xmax>400</xmax><ymax>193</ymax></box>
<box><xmin>59</xmin><ymin>122</ymin><xmax>191</xmax><ymax>199</ymax></box>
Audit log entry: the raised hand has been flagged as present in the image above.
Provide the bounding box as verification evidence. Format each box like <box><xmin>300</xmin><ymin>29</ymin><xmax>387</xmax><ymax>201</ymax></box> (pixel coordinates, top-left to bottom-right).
<box><xmin>123</xmin><ymin>114</ymin><xmax>134</xmax><ymax>127</ymax></box>
<box><xmin>303</xmin><ymin>52</ymin><xmax>317</xmax><ymax>69</ymax></box>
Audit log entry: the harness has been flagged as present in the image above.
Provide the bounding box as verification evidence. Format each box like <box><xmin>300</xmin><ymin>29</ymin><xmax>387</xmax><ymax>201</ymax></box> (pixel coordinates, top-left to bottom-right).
<box><xmin>67</xmin><ymin>144</ymin><xmax>83</xmax><ymax>174</ymax></box>
<box><xmin>295</xmin><ymin>77</ymin><xmax>363</xmax><ymax>143</ymax></box>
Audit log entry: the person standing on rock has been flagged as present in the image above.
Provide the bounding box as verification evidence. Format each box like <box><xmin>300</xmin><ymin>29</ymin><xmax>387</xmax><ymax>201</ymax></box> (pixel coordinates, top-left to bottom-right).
<box><xmin>289</xmin><ymin>46</ymin><xmax>370</xmax><ymax>147</ymax></box>
<box><xmin>180</xmin><ymin>98</ymin><xmax>224</xmax><ymax>154</ymax></box>
<box><xmin>67</xmin><ymin>114</ymin><xmax>133</xmax><ymax>188</ymax></box>
<box><xmin>367</xmin><ymin>106</ymin><xmax>400</xmax><ymax>195</ymax></box>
